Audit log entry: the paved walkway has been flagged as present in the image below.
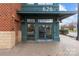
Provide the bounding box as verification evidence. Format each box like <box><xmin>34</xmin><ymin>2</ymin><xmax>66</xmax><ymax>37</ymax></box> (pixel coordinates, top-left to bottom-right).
<box><xmin>0</xmin><ymin>35</ymin><xmax>79</xmax><ymax>56</ymax></box>
<box><xmin>67</xmin><ymin>32</ymin><xmax>77</xmax><ymax>38</ymax></box>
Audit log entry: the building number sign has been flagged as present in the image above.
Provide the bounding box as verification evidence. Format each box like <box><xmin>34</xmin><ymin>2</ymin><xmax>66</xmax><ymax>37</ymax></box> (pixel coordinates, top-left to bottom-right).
<box><xmin>43</xmin><ymin>6</ymin><xmax>58</xmax><ymax>11</ymax></box>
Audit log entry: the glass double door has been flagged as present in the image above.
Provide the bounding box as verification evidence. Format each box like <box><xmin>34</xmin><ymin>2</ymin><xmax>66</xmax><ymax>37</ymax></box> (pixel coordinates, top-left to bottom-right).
<box><xmin>27</xmin><ymin>23</ymin><xmax>52</xmax><ymax>40</ymax></box>
<box><xmin>38</xmin><ymin>24</ymin><xmax>52</xmax><ymax>39</ymax></box>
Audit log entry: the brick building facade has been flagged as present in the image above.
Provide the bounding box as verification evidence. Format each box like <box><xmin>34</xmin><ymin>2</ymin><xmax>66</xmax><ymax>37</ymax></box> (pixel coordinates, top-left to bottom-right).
<box><xmin>0</xmin><ymin>3</ymin><xmax>76</xmax><ymax>49</ymax></box>
<box><xmin>0</xmin><ymin>4</ymin><xmax>21</xmax><ymax>48</ymax></box>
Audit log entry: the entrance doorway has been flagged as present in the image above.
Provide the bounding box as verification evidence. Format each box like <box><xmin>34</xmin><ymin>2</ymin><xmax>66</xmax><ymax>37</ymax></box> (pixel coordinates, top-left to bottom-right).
<box><xmin>27</xmin><ymin>24</ymin><xmax>35</xmax><ymax>40</ymax></box>
<box><xmin>38</xmin><ymin>24</ymin><xmax>52</xmax><ymax>39</ymax></box>
<box><xmin>21</xmin><ymin>19</ymin><xmax>57</xmax><ymax>41</ymax></box>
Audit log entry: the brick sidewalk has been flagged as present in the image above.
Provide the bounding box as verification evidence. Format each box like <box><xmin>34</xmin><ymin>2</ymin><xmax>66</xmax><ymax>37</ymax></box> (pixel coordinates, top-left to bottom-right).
<box><xmin>0</xmin><ymin>35</ymin><xmax>79</xmax><ymax>56</ymax></box>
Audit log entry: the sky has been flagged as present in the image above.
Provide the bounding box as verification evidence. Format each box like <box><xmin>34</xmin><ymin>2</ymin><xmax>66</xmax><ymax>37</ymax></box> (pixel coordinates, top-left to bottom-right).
<box><xmin>59</xmin><ymin>3</ymin><xmax>77</xmax><ymax>25</ymax></box>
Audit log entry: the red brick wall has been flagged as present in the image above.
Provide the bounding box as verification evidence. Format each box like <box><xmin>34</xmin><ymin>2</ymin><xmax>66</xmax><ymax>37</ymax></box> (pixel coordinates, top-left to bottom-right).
<box><xmin>0</xmin><ymin>3</ymin><xmax>21</xmax><ymax>31</ymax></box>
<box><xmin>0</xmin><ymin>3</ymin><xmax>22</xmax><ymax>43</ymax></box>
<box><xmin>10</xmin><ymin>4</ymin><xmax>22</xmax><ymax>43</ymax></box>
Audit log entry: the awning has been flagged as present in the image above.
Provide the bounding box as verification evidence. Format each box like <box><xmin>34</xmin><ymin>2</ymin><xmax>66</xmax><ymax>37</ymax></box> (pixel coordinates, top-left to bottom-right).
<box><xmin>17</xmin><ymin>11</ymin><xmax>77</xmax><ymax>20</ymax></box>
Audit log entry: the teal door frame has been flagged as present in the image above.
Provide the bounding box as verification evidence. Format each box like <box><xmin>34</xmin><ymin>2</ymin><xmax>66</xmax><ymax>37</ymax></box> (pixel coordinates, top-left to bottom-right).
<box><xmin>21</xmin><ymin>16</ymin><xmax>27</xmax><ymax>42</ymax></box>
<box><xmin>52</xmin><ymin>19</ymin><xmax>60</xmax><ymax>41</ymax></box>
<box><xmin>35</xmin><ymin>19</ymin><xmax>39</xmax><ymax>40</ymax></box>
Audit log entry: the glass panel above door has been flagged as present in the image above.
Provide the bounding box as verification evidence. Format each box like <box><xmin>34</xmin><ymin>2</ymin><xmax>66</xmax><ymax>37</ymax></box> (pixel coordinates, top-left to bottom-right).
<box><xmin>27</xmin><ymin>19</ymin><xmax>35</xmax><ymax>23</ymax></box>
<box><xmin>38</xmin><ymin>19</ymin><xmax>53</xmax><ymax>23</ymax></box>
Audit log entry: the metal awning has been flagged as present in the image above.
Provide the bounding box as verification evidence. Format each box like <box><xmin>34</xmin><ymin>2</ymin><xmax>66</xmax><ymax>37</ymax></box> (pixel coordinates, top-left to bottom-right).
<box><xmin>17</xmin><ymin>11</ymin><xmax>77</xmax><ymax>20</ymax></box>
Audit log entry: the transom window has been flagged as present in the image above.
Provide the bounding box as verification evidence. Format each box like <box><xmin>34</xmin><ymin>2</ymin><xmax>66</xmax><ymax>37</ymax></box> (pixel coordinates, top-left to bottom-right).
<box><xmin>38</xmin><ymin>19</ymin><xmax>53</xmax><ymax>23</ymax></box>
<box><xmin>27</xmin><ymin>19</ymin><xmax>35</xmax><ymax>23</ymax></box>
<box><xmin>27</xmin><ymin>19</ymin><xmax>53</xmax><ymax>23</ymax></box>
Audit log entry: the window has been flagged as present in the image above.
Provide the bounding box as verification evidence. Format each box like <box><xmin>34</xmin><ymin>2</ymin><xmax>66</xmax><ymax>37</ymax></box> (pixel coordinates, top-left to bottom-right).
<box><xmin>27</xmin><ymin>19</ymin><xmax>35</xmax><ymax>23</ymax></box>
<box><xmin>38</xmin><ymin>19</ymin><xmax>53</xmax><ymax>23</ymax></box>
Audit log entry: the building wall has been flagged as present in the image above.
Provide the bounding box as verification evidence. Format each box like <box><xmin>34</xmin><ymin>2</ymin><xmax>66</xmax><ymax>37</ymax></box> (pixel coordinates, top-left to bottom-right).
<box><xmin>0</xmin><ymin>3</ymin><xmax>21</xmax><ymax>49</ymax></box>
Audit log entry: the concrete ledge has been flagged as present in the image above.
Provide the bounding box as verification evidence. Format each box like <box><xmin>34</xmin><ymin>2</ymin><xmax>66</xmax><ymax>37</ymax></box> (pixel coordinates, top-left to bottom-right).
<box><xmin>0</xmin><ymin>31</ymin><xmax>15</xmax><ymax>49</ymax></box>
<box><xmin>17</xmin><ymin>31</ymin><xmax>22</xmax><ymax>43</ymax></box>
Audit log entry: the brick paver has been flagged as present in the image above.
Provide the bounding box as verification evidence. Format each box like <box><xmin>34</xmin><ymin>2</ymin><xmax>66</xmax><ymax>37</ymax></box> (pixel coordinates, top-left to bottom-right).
<box><xmin>0</xmin><ymin>35</ymin><xmax>79</xmax><ymax>56</ymax></box>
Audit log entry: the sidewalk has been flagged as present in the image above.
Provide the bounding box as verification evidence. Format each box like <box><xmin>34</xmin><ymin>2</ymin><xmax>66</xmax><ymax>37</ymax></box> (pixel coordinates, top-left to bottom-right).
<box><xmin>0</xmin><ymin>35</ymin><xmax>79</xmax><ymax>56</ymax></box>
<box><xmin>67</xmin><ymin>32</ymin><xmax>77</xmax><ymax>38</ymax></box>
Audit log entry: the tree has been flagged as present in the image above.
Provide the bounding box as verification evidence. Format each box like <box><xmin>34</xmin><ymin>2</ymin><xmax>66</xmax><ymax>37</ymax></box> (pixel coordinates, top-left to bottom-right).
<box><xmin>68</xmin><ymin>22</ymin><xmax>75</xmax><ymax>31</ymax></box>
